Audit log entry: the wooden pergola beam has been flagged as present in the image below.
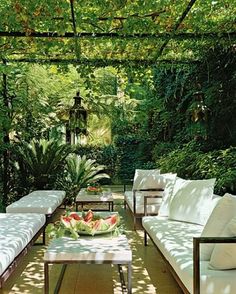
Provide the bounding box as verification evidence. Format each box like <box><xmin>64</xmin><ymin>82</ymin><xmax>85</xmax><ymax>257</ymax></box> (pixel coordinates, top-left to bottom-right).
<box><xmin>3</xmin><ymin>58</ymin><xmax>200</xmax><ymax>66</ymax></box>
<box><xmin>157</xmin><ymin>0</ymin><xmax>198</xmax><ymax>57</ymax></box>
<box><xmin>0</xmin><ymin>31</ymin><xmax>235</xmax><ymax>40</ymax></box>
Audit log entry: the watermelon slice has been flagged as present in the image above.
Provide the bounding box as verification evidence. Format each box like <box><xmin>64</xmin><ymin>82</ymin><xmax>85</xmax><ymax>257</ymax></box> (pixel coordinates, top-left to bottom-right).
<box><xmin>84</xmin><ymin>210</ymin><xmax>94</xmax><ymax>222</ymax></box>
<box><xmin>69</xmin><ymin>212</ymin><xmax>81</xmax><ymax>221</ymax></box>
<box><xmin>105</xmin><ymin>214</ymin><xmax>120</xmax><ymax>226</ymax></box>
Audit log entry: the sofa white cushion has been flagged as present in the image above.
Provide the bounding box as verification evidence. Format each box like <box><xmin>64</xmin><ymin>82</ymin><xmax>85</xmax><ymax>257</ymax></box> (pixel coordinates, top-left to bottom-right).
<box><xmin>28</xmin><ymin>190</ymin><xmax>66</xmax><ymax>205</ymax></box>
<box><xmin>142</xmin><ymin>215</ymin><xmax>236</xmax><ymax>294</ymax></box>
<box><xmin>158</xmin><ymin>173</ymin><xmax>177</xmax><ymax>216</ymax></box>
<box><xmin>209</xmin><ymin>215</ymin><xmax>236</xmax><ymax>270</ymax></box>
<box><xmin>133</xmin><ymin>169</ymin><xmax>160</xmax><ymax>190</ymax></box>
<box><xmin>6</xmin><ymin>190</ymin><xmax>66</xmax><ymax>214</ymax></box>
<box><xmin>142</xmin><ymin>216</ymin><xmax>202</xmax><ymax>293</ymax></box>
<box><xmin>0</xmin><ymin>213</ymin><xmax>46</xmax><ymax>276</ymax></box>
<box><xmin>169</xmin><ymin>178</ymin><xmax>216</xmax><ymax>225</ymax></box>
<box><xmin>159</xmin><ymin>177</ymin><xmax>188</xmax><ymax>217</ymax></box>
<box><xmin>200</xmin><ymin>193</ymin><xmax>236</xmax><ymax>261</ymax></box>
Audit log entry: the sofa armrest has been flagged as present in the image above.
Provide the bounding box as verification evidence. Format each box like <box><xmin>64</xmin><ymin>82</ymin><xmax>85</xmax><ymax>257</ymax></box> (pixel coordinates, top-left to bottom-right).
<box><xmin>193</xmin><ymin>236</ymin><xmax>236</xmax><ymax>294</ymax></box>
<box><xmin>123</xmin><ymin>179</ymin><xmax>134</xmax><ymax>192</ymax></box>
<box><xmin>143</xmin><ymin>195</ymin><xmax>163</xmax><ymax>216</ymax></box>
<box><xmin>132</xmin><ymin>188</ymin><xmax>163</xmax><ymax>215</ymax></box>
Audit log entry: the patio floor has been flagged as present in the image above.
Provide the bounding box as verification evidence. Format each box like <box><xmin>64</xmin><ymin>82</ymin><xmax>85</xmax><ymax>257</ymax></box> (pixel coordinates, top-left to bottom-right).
<box><xmin>0</xmin><ymin>187</ymin><xmax>182</xmax><ymax>294</ymax></box>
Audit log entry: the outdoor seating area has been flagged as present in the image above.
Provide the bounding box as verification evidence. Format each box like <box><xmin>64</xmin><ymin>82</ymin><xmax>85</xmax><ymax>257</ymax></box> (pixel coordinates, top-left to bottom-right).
<box><xmin>0</xmin><ymin>188</ymin><xmax>184</xmax><ymax>294</ymax></box>
<box><xmin>0</xmin><ymin>179</ymin><xmax>236</xmax><ymax>294</ymax></box>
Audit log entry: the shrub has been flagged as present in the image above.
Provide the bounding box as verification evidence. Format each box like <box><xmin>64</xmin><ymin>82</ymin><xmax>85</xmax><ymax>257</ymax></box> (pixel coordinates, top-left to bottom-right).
<box><xmin>16</xmin><ymin>139</ymin><xmax>72</xmax><ymax>189</ymax></box>
<box><xmin>61</xmin><ymin>154</ymin><xmax>110</xmax><ymax>203</ymax></box>
<box><xmin>157</xmin><ymin>143</ymin><xmax>236</xmax><ymax>195</ymax></box>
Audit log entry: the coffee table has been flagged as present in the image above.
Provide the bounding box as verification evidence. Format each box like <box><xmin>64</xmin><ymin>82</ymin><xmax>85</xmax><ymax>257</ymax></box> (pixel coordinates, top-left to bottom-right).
<box><xmin>44</xmin><ymin>235</ymin><xmax>132</xmax><ymax>293</ymax></box>
<box><xmin>75</xmin><ymin>188</ymin><xmax>114</xmax><ymax>211</ymax></box>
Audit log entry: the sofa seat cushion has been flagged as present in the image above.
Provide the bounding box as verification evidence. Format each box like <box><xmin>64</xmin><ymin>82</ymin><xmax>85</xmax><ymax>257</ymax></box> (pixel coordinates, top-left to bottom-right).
<box><xmin>0</xmin><ymin>213</ymin><xmax>46</xmax><ymax>276</ymax></box>
<box><xmin>28</xmin><ymin>190</ymin><xmax>66</xmax><ymax>205</ymax></box>
<box><xmin>6</xmin><ymin>190</ymin><xmax>66</xmax><ymax>214</ymax></box>
<box><xmin>125</xmin><ymin>191</ymin><xmax>162</xmax><ymax>214</ymax></box>
<box><xmin>142</xmin><ymin>216</ymin><xmax>236</xmax><ymax>294</ymax></box>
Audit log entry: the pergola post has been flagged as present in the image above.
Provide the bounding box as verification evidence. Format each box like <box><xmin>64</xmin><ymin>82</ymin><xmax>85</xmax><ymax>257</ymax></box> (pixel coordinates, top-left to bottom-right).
<box><xmin>2</xmin><ymin>59</ymin><xmax>10</xmax><ymax>211</ymax></box>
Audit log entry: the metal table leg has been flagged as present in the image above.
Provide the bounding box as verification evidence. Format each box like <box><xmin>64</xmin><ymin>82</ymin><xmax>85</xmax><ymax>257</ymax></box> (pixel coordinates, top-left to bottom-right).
<box><xmin>127</xmin><ymin>262</ymin><xmax>132</xmax><ymax>294</ymax></box>
<box><xmin>44</xmin><ymin>262</ymin><xmax>49</xmax><ymax>294</ymax></box>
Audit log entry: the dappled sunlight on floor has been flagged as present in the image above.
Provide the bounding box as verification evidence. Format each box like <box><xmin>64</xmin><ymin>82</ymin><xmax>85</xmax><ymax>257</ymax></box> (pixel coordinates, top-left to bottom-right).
<box><xmin>0</xmin><ymin>189</ymin><xmax>182</xmax><ymax>294</ymax></box>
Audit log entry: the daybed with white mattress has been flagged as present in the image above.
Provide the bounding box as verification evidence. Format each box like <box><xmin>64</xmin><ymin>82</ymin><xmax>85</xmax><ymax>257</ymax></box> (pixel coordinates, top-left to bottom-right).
<box><xmin>0</xmin><ymin>213</ymin><xmax>46</xmax><ymax>288</ymax></box>
<box><xmin>142</xmin><ymin>176</ymin><xmax>236</xmax><ymax>294</ymax></box>
<box><xmin>6</xmin><ymin>190</ymin><xmax>66</xmax><ymax>217</ymax></box>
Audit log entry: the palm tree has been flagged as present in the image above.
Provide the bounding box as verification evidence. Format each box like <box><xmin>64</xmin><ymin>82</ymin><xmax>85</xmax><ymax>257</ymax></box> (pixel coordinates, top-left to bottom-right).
<box><xmin>65</xmin><ymin>154</ymin><xmax>110</xmax><ymax>196</ymax></box>
<box><xmin>17</xmin><ymin>139</ymin><xmax>72</xmax><ymax>189</ymax></box>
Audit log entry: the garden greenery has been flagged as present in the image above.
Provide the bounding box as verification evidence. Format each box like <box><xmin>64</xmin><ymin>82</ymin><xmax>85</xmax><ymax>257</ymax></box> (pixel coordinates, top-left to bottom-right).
<box><xmin>0</xmin><ymin>2</ymin><xmax>236</xmax><ymax>209</ymax></box>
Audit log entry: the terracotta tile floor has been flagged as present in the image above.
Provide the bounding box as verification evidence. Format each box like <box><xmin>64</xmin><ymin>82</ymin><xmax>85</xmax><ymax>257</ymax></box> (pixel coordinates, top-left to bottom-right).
<box><xmin>0</xmin><ymin>188</ymin><xmax>182</xmax><ymax>294</ymax></box>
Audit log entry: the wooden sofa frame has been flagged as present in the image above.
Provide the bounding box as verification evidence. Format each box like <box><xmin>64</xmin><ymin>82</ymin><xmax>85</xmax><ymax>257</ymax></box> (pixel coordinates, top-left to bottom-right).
<box><xmin>193</xmin><ymin>236</ymin><xmax>236</xmax><ymax>294</ymax></box>
<box><xmin>124</xmin><ymin>189</ymin><xmax>163</xmax><ymax>228</ymax></box>
<box><xmin>143</xmin><ymin>197</ymin><xmax>236</xmax><ymax>294</ymax></box>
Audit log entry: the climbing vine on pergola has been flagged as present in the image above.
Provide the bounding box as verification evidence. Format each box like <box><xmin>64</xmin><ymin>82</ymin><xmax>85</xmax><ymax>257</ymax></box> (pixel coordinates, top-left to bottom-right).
<box><xmin>0</xmin><ymin>0</ymin><xmax>235</xmax><ymax>208</ymax></box>
<box><xmin>0</xmin><ymin>0</ymin><xmax>235</xmax><ymax>66</ymax></box>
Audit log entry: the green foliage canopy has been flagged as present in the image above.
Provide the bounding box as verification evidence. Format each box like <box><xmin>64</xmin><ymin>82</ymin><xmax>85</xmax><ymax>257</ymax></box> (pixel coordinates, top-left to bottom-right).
<box><xmin>0</xmin><ymin>1</ymin><xmax>235</xmax><ymax>64</ymax></box>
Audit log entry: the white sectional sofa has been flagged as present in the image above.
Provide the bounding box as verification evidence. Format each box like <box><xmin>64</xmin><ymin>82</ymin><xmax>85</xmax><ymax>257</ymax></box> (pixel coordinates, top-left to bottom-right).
<box><xmin>142</xmin><ymin>176</ymin><xmax>236</xmax><ymax>294</ymax></box>
<box><xmin>0</xmin><ymin>213</ymin><xmax>46</xmax><ymax>288</ymax></box>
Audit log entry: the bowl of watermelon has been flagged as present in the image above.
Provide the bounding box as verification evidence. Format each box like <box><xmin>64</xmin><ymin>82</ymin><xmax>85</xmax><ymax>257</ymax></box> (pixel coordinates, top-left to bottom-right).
<box><xmin>46</xmin><ymin>210</ymin><xmax>121</xmax><ymax>240</ymax></box>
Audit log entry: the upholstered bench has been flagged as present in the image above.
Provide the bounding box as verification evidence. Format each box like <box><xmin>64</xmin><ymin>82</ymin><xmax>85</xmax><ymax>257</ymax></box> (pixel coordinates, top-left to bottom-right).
<box><xmin>0</xmin><ymin>213</ymin><xmax>46</xmax><ymax>288</ymax></box>
<box><xmin>6</xmin><ymin>190</ymin><xmax>66</xmax><ymax>216</ymax></box>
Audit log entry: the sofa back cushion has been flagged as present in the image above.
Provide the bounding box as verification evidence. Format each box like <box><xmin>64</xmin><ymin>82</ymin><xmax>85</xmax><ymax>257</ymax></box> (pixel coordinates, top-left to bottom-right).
<box><xmin>200</xmin><ymin>193</ymin><xmax>236</xmax><ymax>260</ymax></box>
<box><xmin>158</xmin><ymin>173</ymin><xmax>177</xmax><ymax>216</ymax></box>
<box><xmin>133</xmin><ymin>169</ymin><xmax>160</xmax><ymax>190</ymax></box>
<box><xmin>209</xmin><ymin>215</ymin><xmax>236</xmax><ymax>269</ymax></box>
<box><xmin>169</xmin><ymin>178</ymin><xmax>216</xmax><ymax>225</ymax></box>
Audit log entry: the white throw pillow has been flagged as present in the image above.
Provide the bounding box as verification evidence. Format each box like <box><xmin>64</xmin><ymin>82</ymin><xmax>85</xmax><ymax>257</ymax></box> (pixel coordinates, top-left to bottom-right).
<box><xmin>132</xmin><ymin>169</ymin><xmax>160</xmax><ymax>190</ymax></box>
<box><xmin>209</xmin><ymin>216</ymin><xmax>236</xmax><ymax>269</ymax></box>
<box><xmin>169</xmin><ymin>178</ymin><xmax>216</xmax><ymax>225</ymax></box>
<box><xmin>200</xmin><ymin>193</ymin><xmax>236</xmax><ymax>260</ymax></box>
<box><xmin>158</xmin><ymin>173</ymin><xmax>177</xmax><ymax>216</ymax></box>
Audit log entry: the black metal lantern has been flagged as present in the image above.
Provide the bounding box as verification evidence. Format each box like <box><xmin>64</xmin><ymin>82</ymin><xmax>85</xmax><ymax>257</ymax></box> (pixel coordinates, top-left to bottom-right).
<box><xmin>68</xmin><ymin>91</ymin><xmax>87</xmax><ymax>144</ymax></box>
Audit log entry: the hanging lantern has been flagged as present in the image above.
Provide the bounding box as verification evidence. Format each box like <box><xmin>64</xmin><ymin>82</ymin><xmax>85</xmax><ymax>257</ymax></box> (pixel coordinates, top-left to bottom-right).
<box><xmin>69</xmin><ymin>91</ymin><xmax>87</xmax><ymax>135</ymax></box>
<box><xmin>191</xmin><ymin>91</ymin><xmax>208</xmax><ymax>122</ymax></box>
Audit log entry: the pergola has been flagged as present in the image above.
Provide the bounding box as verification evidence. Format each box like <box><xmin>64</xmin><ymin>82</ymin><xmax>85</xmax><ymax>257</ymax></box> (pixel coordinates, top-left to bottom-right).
<box><xmin>0</xmin><ymin>0</ymin><xmax>235</xmax><ymax>65</ymax></box>
<box><xmin>0</xmin><ymin>0</ymin><xmax>236</xmax><ymax>207</ymax></box>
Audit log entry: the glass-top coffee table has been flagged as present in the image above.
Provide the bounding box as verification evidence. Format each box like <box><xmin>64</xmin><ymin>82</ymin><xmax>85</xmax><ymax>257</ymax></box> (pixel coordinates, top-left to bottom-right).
<box><xmin>75</xmin><ymin>188</ymin><xmax>114</xmax><ymax>211</ymax></box>
<box><xmin>44</xmin><ymin>235</ymin><xmax>132</xmax><ymax>293</ymax></box>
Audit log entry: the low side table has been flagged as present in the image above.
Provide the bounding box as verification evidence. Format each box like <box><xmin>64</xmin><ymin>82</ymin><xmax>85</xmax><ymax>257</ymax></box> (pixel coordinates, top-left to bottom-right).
<box><xmin>44</xmin><ymin>235</ymin><xmax>132</xmax><ymax>293</ymax></box>
<box><xmin>75</xmin><ymin>189</ymin><xmax>114</xmax><ymax>211</ymax></box>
